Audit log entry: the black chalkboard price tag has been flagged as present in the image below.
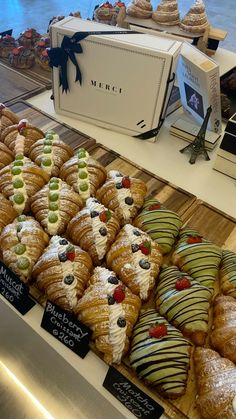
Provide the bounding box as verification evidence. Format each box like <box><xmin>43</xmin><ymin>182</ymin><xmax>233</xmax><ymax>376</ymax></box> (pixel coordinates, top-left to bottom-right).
<box><xmin>103</xmin><ymin>366</ymin><xmax>164</xmax><ymax>419</ymax></box>
<box><xmin>41</xmin><ymin>300</ymin><xmax>92</xmax><ymax>358</ymax></box>
<box><xmin>0</xmin><ymin>261</ymin><xmax>36</xmax><ymax>315</ymax></box>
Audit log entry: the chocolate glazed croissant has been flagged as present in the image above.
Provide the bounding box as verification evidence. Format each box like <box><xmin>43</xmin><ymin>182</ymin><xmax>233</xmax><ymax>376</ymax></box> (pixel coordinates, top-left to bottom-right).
<box><xmin>28</xmin><ymin>130</ymin><xmax>74</xmax><ymax>176</ymax></box>
<box><xmin>194</xmin><ymin>347</ymin><xmax>236</xmax><ymax>419</ymax></box>
<box><xmin>106</xmin><ymin>224</ymin><xmax>163</xmax><ymax>300</ymax></box>
<box><xmin>75</xmin><ymin>266</ymin><xmax>141</xmax><ymax>364</ymax></box>
<box><xmin>67</xmin><ymin>197</ymin><xmax>120</xmax><ymax>266</ymax></box>
<box><xmin>0</xmin><ymin>143</ymin><xmax>14</xmax><ymax>169</ymax></box>
<box><xmin>0</xmin><ymin>103</ymin><xmax>19</xmax><ymax>138</ymax></box>
<box><xmin>59</xmin><ymin>148</ymin><xmax>107</xmax><ymax>202</ymax></box>
<box><xmin>1</xmin><ymin>119</ymin><xmax>44</xmax><ymax>156</ymax></box>
<box><xmin>0</xmin><ymin>215</ymin><xmax>49</xmax><ymax>283</ymax></box>
<box><xmin>30</xmin><ymin>177</ymin><xmax>83</xmax><ymax>236</ymax></box>
<box><xmin>211</xmin><ymin>295</ymin><xmax>236</xmax><ymax>364</ymax></box>
<box><xmin>96</xmin><ymin>170</ymin><xmax>147</xmax><ymax>226</ymax></box>
<box><xmin>32</xmin><ymin>236</ymin><xmax>93</xmax><ymax>312</ymax></box>
<box><xmin>0</xmin><ymin>193</ymin><xmax>18</xmax><ymax>233</ymax></box>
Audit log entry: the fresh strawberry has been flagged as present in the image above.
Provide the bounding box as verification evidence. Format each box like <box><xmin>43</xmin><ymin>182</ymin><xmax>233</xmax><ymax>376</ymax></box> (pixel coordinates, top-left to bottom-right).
<box><xmin>99</xmin><ymin>210</ymin><xmax>111</xmax><ymax>223</ymax></box>
<box><xmin>121</xmin><ymin>176</ymin><xmax>131</xmax><ymax>188</ymax></box>
<box><xmin>149</xmin><ymin>323</ymin><xmax>167</xmax><ymax>338</ymax></box>
<box><xmin>148</xmin><ymin>203</ymin><xmax>161</xmax><ymax>211</ymax></box>
<box><xmin>139</xmin><ymin>240</ymin><xmax>151</xmax><ymax>255</ymax></box>
<box><xmin>17</xmin><ymin>120</ymin><xmax>27</xmax><ymax>133</ymax></box>
<box><xmin>12</xmin><ymin>47</ymin><xmax>20</xmax><ymax>56</ymax></box>
<box><xmin>113</xmin><ymin>285</ymin><xmax>126</xmax><ymax>303</ymax></box>
<box><xmin>175</xmin><ymin>277</ymin><xmax>191</xmax><ymax>291</ymax></box>
<box><xmin>187</xmin><ymin>235</ymin><xmax>202</xmax><ymax>244</ymax></box>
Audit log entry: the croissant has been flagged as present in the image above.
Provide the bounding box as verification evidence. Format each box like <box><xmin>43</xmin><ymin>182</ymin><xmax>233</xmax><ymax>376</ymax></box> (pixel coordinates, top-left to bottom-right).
<box><xmin>32</xmin><ymin>236</ymin><xmax>93</xmax><ymax>312</ymax></box>
<box><xmin>155</xmin><ymin>265</ymin><xmax>211</xmax><ymax>345</ymax></box>
<box><xmin>129</xmin><ymin>308</ymin><xmax>192</xmax><ymax>398</ymax></box>
<box><xmin>0</xmin><ymin>142</ymin><xmax>14</xmax><ymax>170</ymax></box>
<box><xmin>220</xmin><ymin>250</ymin><xmax>236</xmax><ymax>298</ymax></box>
<box><xmin>0</xmin><ymin>103</ymin><xmax>19</xmax><ymax>138</ymax></box>
<box><xmin>0</xmin><ymin>155</ymin><xmax>50</xmax><ymax>214</ymax></box>
<box><xmin>30</xmin><ymin>177</ymin><xmax>83</xmax><ymax>236</ymax></box>
<box><xmin>106</xmin><ymin>224</ymin><xmax>163</xmax><ymax>300</ymax></box>
<box><xmin>75</xmin><ymin>266</ymin><xmax>141</xmax><ymax>364</ymax></box>
<box><xmin>28</xmin><ymin>130</ymin><xmax>74</xmax><ymax>176</ymax></box>
<box><xmin>96</xmin><ymin>170</ymin><xmax>147</xmax><ymax>226</ymax></box>
<box><xmin>1</xmin><ymin>119</ymin><xmax>44</xmax><ymax>156</ymax></box>
<box><xmin>59</xmin><ymin>148</ymin><xmax>107</xmax><ymax>202</ymax></box>
<box><xmin>172</xmin><ymin>228</ymin><xmax>222</xmax><ymax>295</ymax></box>
<box><xmin>0</xmin><ymin>193</ymin><xmax>18</xmax><ymax>233</ymax></box>
<box><xmin>210</xmin><ymin>295</ymin><xmax>236</xmax><ymax>364</ymax></box>
<box><xmin>0</xmin><ymin>215</ymin><xmax>49</xmax><ymax>283</ymax></box>
<box><xmin>67</xmin><ymin>197</ymin><xmax>120</xmax><ymax>265</ymax></box>
<box><xmin>133</xmin><ymin>198</ymin><xmax>182</xmax><ymax>254</ymax></box>
<box><xmin>194</xmin><ymin>347</ymin><xmax>236</xmax><ymax>419</ymax></box>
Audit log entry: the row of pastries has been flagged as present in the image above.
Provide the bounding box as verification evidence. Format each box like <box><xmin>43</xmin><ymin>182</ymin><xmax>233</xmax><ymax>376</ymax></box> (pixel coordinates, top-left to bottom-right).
<box><xmin>1</xmin><ymin>103</ymin><xmax>236</xmax><ymax>418</ymax></box>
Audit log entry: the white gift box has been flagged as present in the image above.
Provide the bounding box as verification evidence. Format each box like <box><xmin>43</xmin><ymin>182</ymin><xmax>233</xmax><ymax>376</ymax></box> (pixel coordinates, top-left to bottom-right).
<box><xmin>214</xmin><ymin>113</ymin><xmax>236</xmax><ymax>179</ymax></box>
<box><xmin>50</xmin><ymin>17</ymin><xmax>181</xmax><ymax>140</ymax></box>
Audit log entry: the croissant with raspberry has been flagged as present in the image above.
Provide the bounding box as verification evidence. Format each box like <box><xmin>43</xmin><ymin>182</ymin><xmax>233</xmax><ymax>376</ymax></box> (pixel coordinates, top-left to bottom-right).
<box><xmin>0</xmin><ymin>215</ymin><xmax>49</xmax><ymax>283</ymax></box>
<box><xmin>96</xmin><ymin>170</ymin><xmax>147</xmax><ymax>226</ymax></box>
<box><xmin>1</xmin><ymin>119</ymin><xmax>44</xmax><ymax>156</ymax></box>
<box><xmin>32</xmin><ymin>236</ymin><xmax>93</xmax><ymax>312</ymax></box>
<box><xmin>0</xmin><ymin>103</ymin><xmax>19</xmax><ymax>139</ymax></box>
<box><xmin>0</xmin><ymin>193</ymin><xmax>18</xmax><ymax>233</ymax></box>
<box><xmin>0</xmin><ymin>143</ymin><xmax>14</xmax><ymax>170</ymax></box>
<box><xmin>30</xmin><ymin>177</ymin><xmax>83</xmax><ymax>236</ymax></box>
<box><xmin>67</xmin><ymin>197</ymin><xmax>120</xmax><ymax>265</ymax></box>
<box><xmin>75</xmin><ymin>266</ymin><xmax>141</xmax><ymax>364</ymax></box>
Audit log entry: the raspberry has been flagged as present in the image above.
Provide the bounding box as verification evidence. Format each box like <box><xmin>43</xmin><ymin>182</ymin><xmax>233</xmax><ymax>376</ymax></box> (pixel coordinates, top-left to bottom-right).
<box><xmin>175</xmin><ymin>277</ymin><xmax>191</xmax><ymax>291</ymax></box>
<box><xmin>187</xmin><ymin>235</ymin><xmax>202</xmax><ymax>244</ymax></box>
<box><xmin>139</xmin><ymin>240</ymin><xmax>151</xmax><ymax>255</ymax></box>
<box><xmin>121</xmin><ymin>176</ymin><xmax>131</xmax><ymax>188</ymax></box>
<box><xmin>148</xmin><ymin>203</ymin><xmax>161</xmax><ymax>211</ymax></box>
<box><xmin>113</xmin><ymin>285</ymin><xmax>125</xmax><ymax>303</ymax></box>
<box><xmin>149</xmin><ymin>323</ymin><xmax>167</xmax><ymax>338</ymax></box>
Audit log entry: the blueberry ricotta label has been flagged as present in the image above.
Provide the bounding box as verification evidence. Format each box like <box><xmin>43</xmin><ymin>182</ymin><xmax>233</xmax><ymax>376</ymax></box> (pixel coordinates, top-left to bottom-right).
<box><xmin>41</xmin><ymin>300</ymin><xmax>92</xmax><ymax>358</ymax></box>
<box><xmin>103</xmin><ymin>366</ymin><xmax>164</xmax><ymax>419</ymax></box>
<box><xmin>0</xmin><ymin>261</ymin><xmax>36</xmax><ymax>315</ymax></box>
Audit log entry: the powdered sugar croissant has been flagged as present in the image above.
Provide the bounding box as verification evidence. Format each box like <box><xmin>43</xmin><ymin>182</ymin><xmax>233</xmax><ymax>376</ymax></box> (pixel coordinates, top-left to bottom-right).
<box><xmin>32</xmin><ymin>236</ymin><xmax>93</xmax><ymax>312</ymax></box>
<box><xmin>1</xmin><ymin>119</ymin><xmax>44</xmax><ymax>156</ymax></box>
<box><xmin>75</xmin><ymin>266</ymin><xmax>141</xmax><ymax>364</ymax></box>
<box><xmin>0</xmin><ymin>193</ymin><xmax>18</xmax><ymax>233</ymax></box>
<box><xmin>0</xmin><ymin>142</ymin><xmax>14</xmax><ymax>170</ymax></box>
<box><xmin>0</xmin><ymin>103</ymin><xmax>19</xmax><ymax>138</ymax></box>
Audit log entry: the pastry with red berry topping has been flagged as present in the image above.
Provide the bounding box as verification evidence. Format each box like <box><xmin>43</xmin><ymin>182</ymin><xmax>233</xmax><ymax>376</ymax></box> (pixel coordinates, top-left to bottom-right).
<box><xmin>172</xmin><ymin>228</ymin><xmax>222</xmax><ymax>294</ymax></box>
<box><xmin>37</xmin><ymin>48</ymin><xmax>50</xmax><ymax>71</ymax></box>
<box><xmin>0</xmin><ymin>193</ymin><xmax>18</xmax><ymax>233</ymax></box>
<box><xmin>67</xmin><ymin>197</ymin><xmax>120</xmax><ymax>265</ymax></box>
<box><xmin>0</xmin><ymin>143</ymin><xmax>14</xmax><ymax>170</ymax></box>
<box><xmin>59</xmin><ymin>148</ymin><xmax>107</xmax><ymax>203</ymax></box>
<box><xmin>106</xmin><ymin>224</ymin><xmax>162</xmax><ymax>300</ymax></box>
<box><xmin>34</xmin><ymin>37</ymin><xmax>50</xmax><ymax>58</ymax></box>
<box><xmin>30</xmin><ymin>177</ymin><xmax>83</xmax><ymax>236</ymax></box>
<box><xmin>93</xmin><ymin>2</ymin><xmax>114</xmax><ymax>23</ymax></box>
<box><xmin>96</xmin><ymin>170</ymin><xmax>147</xmax><ymax>226</ymax></box>
<box><xmin>1</xmin><ymin>119</ymin><xmax>44</xmax><ymax>156</ymax></box>
<box><xmin>32</xmin><ymin>236</ymin><xmax>93</xmax><ymax>312</ymax></box>
<box><xmin>133</xmin><ymin>198</ymin><xmax>182</xmax><ymax>254</ymax></box>
<box><xmin>0</xmin><ymin>215</ymin><xmax>49</xmax><ymax>283</ymax></box>
<box><xmin>8</xmin><ymin>46</ymin><xmax>35</xmax><ymax>69</ymax></box>
<box><xmin>126</xmin><ymin>0</ymin><xmax>153</xmax><ymax>18</ymax></box>
<box><xmin>18</xmin><ymin>28</ymin><xmax>41</xmax><ymax>49</ymax></box>
<box><xmin>129</xmin><ymin>308</ymin><xmax>191</xmax><ymax>398</ymax></box>
<box><xmin>0</xmin><ymin>34</ymin><xmax>18</xmax><ymax>58</ymax></box>
<box><xmin>29</xmin><ymin>130</ymin><xmax>74</xmax><ymax>176</ymax></box>
<box><xmin>219</xmin><ymin>249</ymin><xmax>236</xmax><ymax>298</ymax></box>
<box><xmin>155</xmin><ymin>265</ymin><xmax>211</xmax><ymax>345</ymax></box>
<box><xmin>0</xmin><ymin>103</ymin><xmax>19</xmax><ymax>138</ymax></box>
<box><xmin>75</xmin><ymin>266</ymin><xmax>141</xmax><ymax>364</ymax></box>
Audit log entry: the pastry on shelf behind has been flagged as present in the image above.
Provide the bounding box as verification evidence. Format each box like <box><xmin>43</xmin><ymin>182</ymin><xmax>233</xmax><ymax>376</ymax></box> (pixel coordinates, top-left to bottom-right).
<box><xmin>152</xmin><ymin>0</ymin><xmax>180</xmax><ymax>26</ymax></box>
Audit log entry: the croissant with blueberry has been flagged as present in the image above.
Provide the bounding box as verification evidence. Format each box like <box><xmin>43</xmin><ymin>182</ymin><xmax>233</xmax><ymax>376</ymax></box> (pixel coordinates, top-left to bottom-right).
<box><xmin>0</xmin><ymin>215</ymin><xmax>49</xmax><ymax>283</ymax></box>
<box><xmin>75</xmin><ymin>266</ymin><xmax>141</xmax><ymax>364</ymax></box>
<box><xmin>0</xmin><ymin>103</ymin><xmax>19</xmax><ymax>138</ymax></box>
<box><xmin>0</xmin><ymin>143</ymin><xmax>14</xmax><ymax>170</ymax></box>
<box><xmin>0</xmin><ymin>193</ymin><xmax>18</xmax><ymax>233</ymax></box>
<box><xmin>106</xmin><ymin>224</ymin><xmax>163</xmax><ymax>300</ymax></box>
<box><xmin>1</xmin><ymin>119</ymin><xmax>44</xmax><ymax>156</ymax></box>
<box><xmin>30</xmin><ymin>177</ymin><xmax>83</xmax><ymax>236</ymax></box>
<box><xmin>32</xmin><ymin>236</ymin><xmax>93</xmax><ymax>312</ymax></box>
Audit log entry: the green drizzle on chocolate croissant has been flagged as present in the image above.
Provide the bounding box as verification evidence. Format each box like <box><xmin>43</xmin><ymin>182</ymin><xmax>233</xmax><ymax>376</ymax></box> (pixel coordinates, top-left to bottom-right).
<box><xmin>133</xmin><ymin>199</ymin><xmax>182</xmax><ymax>254</ymax></box>
<box><xmin>220</xmin><ymin>250</ymin><xmax>236</xmax><ymax>297</ymax></box>
<box><xmin>129</xmin><ymin>308</ymin><xmax>191</xmax><ymax>397</ymax></box>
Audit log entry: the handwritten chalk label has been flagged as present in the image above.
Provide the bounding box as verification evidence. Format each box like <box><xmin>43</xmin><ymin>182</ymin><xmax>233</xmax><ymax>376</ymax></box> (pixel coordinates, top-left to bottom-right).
<box><xmin>103</xmin><ymin>366</ymin><xmax>164</xmax><ymax>419</ymax></box>
<box><xmin>0</xmin><ymin>261</ymin><xmax>36</xmax><ymax>315</ymax></box>
<box><xmin>41</xmin><ymin>300</ymin><xmax>92</xmax><ymax>358</ymax></box>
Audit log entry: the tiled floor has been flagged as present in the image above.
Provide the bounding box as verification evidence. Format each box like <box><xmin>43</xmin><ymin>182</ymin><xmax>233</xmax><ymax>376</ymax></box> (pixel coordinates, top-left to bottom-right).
<box><xmin>0</xmin><ymin>0</ymin><xmax>235</xmax><ymax>52</ymax></box>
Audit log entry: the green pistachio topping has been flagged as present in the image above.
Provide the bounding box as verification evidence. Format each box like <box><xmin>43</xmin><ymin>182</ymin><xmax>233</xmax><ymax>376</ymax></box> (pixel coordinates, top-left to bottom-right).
<box><xmin>49</xmin><ymin>193</ymin><xmax>59</xmax><ymax>202</ymax></box>
<box><xmin>11</xmin><ymin>167</ymin><xmax>22</xmax><ymax>176</ymax></box>
<box><xmin>79</xmin><ymin>182</ymin><xmax>89</xmax><ymax>192</ymax></box>
<box><xmin>13</xmin><ymin>192</ymin><xmax>25</xmax><ymax>205</ymax></box>
<box><xmin>49</xmin><ymin>202</ymin><xmax>59</xmax><ymax>211</ymax></box>
<box><xmin>77</xmin><ymin>148</ymin><xmax>87</xmax><ymax>159</ymax></box>
<box><xmin>14</xmin><ymin>243</ymin><xmax>26</xmax><ymax>255</ymax></box>
<box><xmin>79</xmin><ymin>171</ymin><xmax>88</xmax><ymax>179</ymax></box>
<box><xmin>17</xmin><ymin>215</ymin><xmax>27</xmax><ymax>222</ymax></box>
<box><xmin>48</xmin><ymin>213</ymin><xmax>58</xmax><ymax>223</ymax></box>
<box><xmin>13</xmin><ymin>161</ymin><xmax>24</xmax><ymax>167</ymax></box>
<box><xmin>15</xmin><ymin>154</ymin><xmax>24</xmax><ymax>160</ymax></box>
<box><xmin>13</xmin><ymin>179</ymin><xmax>24</xmax><ymax>189</ymax></box>
<box><xmin>43</xmin><ymin>146</ymin><xmax>52</xmax><ymax>154</ymax></box>
<box><xmin>78</xmin><ymin>160</ymin><xmax>87</xmax><ymax>169</ymax></box>
<box><xmin>46</xmin><ymin>130</ymin><xmax>56</xmax><ymax>135</ymax></box>
<box><xmin>44</xmin><ymin>139</ymin><xmax>53</xmax><ymax>146</ymax></box>
<box><xmin>45</xmin><ymin>134</ymin><xmax>54</xmax><ymax>141</ymax></box>
<box><xmin>50</xmin><ymin>177</ymin><xmax>59</xmax><ymax>183</ymax></box>
<box><xmin>17</xmin><ymin>257</ymin><xmax>30</xmax><ymax>270</ymax></box>
<box><xmin>49</xmin><ymin>182</ymin><xmax>59</xmax><ymax>190</ymax></box>
<box><xmin>42</xmin><ymin>157</ymin><xmax>52</xmax><ymax>167</ymax></box>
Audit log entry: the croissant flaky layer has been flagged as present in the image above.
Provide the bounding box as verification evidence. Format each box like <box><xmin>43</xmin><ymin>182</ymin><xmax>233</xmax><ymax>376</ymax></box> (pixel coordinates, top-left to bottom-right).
<box><xmin>106</xmin><ymin>224</ymin><xmax>163</xmax><ymax>300</ymax></box>
<box><xmin>30</xmin><ymin>178</ymin><xmax>83</xmax><ymax>236</ymax></box>
<box><xmin>194</xmin><ymin>347</ymin><xmax>236</xmax><ymax>419</ymax></box>
<box><xmin>32</xmin><ymin>236</ymin><xmax>93</xmax><ymax>312</ymax></box>
<box><xmin>220</xmin><ymin>250</ymin><xmax>236</xmax><ymax>297</ymax></box>
<box><xmin>75</xmin><ymin>266</ymin><xmax>141</xmax><ymax>364</ymax></box>
<box><xmin>1</xmin><ymin>123</ymin><xmax>44</xmax><ymax>156</ymax></box>
<box><xmin>0</xmin><ymin>143</ymin><xmax>14</xmax><ymax>170</ymax></box>
<box><xmin>67</xmin><ymin>197</ymin><xmax>120</xmax><ymax>265</ymax></box>
<box><xmin>0</xmin><ymin>104</ymin><xmax>19</xmax><ymax>137</ymax></box>
<box><xmin>211</xmin><ymin>295</ymin><xmax>236</xmax><ymax>363</ymax></box>
<box><xmin>0</xmin><ymin>193</ymin><xmax>18</xmax><ymax>233</ymax></box>
<box><xmin>0</xmin><ymin>215</ymin><xmax>49</xmax><ymax>283</ymax></box>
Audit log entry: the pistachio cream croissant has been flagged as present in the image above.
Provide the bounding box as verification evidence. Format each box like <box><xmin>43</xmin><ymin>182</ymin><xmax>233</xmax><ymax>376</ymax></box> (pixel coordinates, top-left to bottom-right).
<box><xmin>1</xmin><ymin>119</ymin><xmax>44</xmax><ymax>156</ymax></box>
<box><xmin>32</xmin><ymin>236</ymin><xmax>93</xmax><ymax>312</ymax></box>
<box><xmin>59</xmin><ymin>148</ymin><xmax>107</xmax><ymax>202</ymax></box>
<box><xmin>219</xmin><ymin>249</ymin><xmax>236</xmax><ymax>298</ymax></box>
<box><xmin>30</xmin><ymin>177</ymin><xmax>83</xmax><ymax>236</ymax></box>
<box><xmin>0</xmin><ymin>103</ymin><xmax>19</xmax><ymax>138</ymax></box>
<box><xmin>96</xmin><ymin>170</ymin><xmax>147</xmax><ymax>226</ymax></box>
<box><xmin>106</xmin><ymin>224</ymin><xmax>163</xmax><ymax>300</ymax></box>
<box><xmin>75</xmin><ymin>266</ymin><xmax>141</xmax><ymax>364</ymax></box>
<box><xmin>0</xmin><ymin>215</ymin><xmax>49</xmax><ymax>283</ymax></box>
<box><xmin>0</xmin><ymin>142</ymin><xmax>14</xmax><ymax>170</ymax></box>
<box><xmin>67</xmin><ymin>197</ymin><xmax>120</xmax><ymax>265</ymax></box>
<box><xmin>0</xmin><ymin>193</ymin><xmax>18</xmax><ymax>233</ymax></box>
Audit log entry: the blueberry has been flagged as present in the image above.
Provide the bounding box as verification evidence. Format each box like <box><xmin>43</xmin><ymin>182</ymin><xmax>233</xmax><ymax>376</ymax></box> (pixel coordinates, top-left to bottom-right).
<box><xmin>125</xmin><ymin>197</ymin><xmax>134</xmax><ymax>205</ymax></box>
<box><xmin>117</xmin><ymin>317</ymin><xmax>126</xmax><ymax>328</ymax></box>
<box><xmin>116</xmin><ymin>182</ymin><xmax>122</xmax><ymax>189</ymax></box>
<box><xmin>99</xmin><ymin>227</ymin><xmax>107</xmax><ymax>236</ymax></box>
<box><xmin>59</xmin><ymin>252</ymin><xmax>67</xmax><ymax>262</ymax></box>
<box><xmin>139</xmin><ymin>259</ymin><xmax>150</xmax><ymax>270</ymax></box>
<box><xmin>64</xmin><ymin>275</ymin><xmax>75</xmax><ymax>285</ymax></box>
<box><xmin>131</xmin><ymin>244</ymin><xmax>139</xmax><ymax>253</ymax></box>
<box><xmin>108</xmin><ymin>295</ymin><xmax>115</xmax><ymax>305</ymax></box>
<box><xmin>90</xmin><ymin>210</ymin><xmax>99</xmax><ymax>218</ymax></box>
<box><xmin>108</xmin><ymin>276</ymin><xmax>119</xmax><ymax>285</ymax></box>
<box><xmin>133</xmin><ymin>229</ymin><xmax>141</xmax><ymax>236</ymax></box>
<box><xmin>59</xmin><ymin>239</ymin><xmax>68</xmax><ymax>245</ymax></box>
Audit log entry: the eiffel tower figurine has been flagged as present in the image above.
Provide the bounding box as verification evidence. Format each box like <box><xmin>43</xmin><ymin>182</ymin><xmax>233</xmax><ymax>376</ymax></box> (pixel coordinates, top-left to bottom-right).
<box><xmin>180</xmin><ymin>106</ymin><xmax>212</xmax><ymax>164</ymax></box>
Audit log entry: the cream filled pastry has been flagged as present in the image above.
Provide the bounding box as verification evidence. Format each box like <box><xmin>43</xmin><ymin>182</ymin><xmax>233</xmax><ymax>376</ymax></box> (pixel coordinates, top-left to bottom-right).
<box><xmin>67</xmin><ymin>197</ymin><xmax>120</xmax><ymax>265</ymax></box>
<box><xmin>106</xmin><ymin>224</ymin><xmax>162</xmax><ymax>300</ymax></box>
<box><xmin>1</xmin><ymin>119</ymin><xmax>44</xmax><ymax>156</ymax></box>
<box><xmin>219</xmin><ymin>249</ymin><xmax>236</xmax><ymax>298</ymax></box>
<box><xmin>126</xmin><ymin>0</ymin><xmax>153</xmax><ymax>18</ymax></box>
<box><xmin>156</xmin><ymin>265</ymin><xmax>211</xmax><ymax>345</ymax></box>
<box><xmin>75</xmin><ymin>266</ymin><xmax>141</xmax><ymax>364</ymax></box>
<box><xmin>32</xmin><ymin>236</ymin><xmax>93</xmax><ymax>312</ymax></box>
<box><xmin>0</xmin><ymin>103</ymin><xmax>19</xmax><ymax>138</ymax></box>
<box><xmin>152</xmin><ymin>0</ymin><xmax>180</xmax><ymax>26</ymax></box>
<box><xmin>129</xmin><ymin>308</ymin><xmax>191</xmax><ymax>398</ymax></box>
